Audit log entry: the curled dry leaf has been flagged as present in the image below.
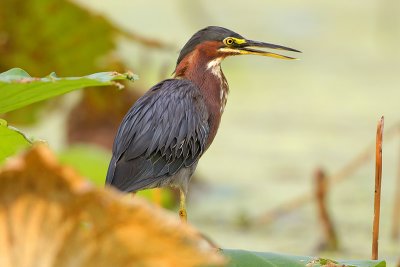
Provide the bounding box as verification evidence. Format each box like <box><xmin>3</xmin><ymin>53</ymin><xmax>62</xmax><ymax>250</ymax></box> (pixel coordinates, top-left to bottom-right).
<box><xmin>0</xmin><ymin>144</ymin><xmax>225</xmax><ymax>267</ymax></box>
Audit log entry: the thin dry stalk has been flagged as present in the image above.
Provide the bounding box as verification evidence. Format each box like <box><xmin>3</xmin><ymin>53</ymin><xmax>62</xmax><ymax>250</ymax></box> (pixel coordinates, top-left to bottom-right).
<box><xmin>315</xmin><ymin>168</ymin><xmax>338</xmax><ymax>251</ymax></box>
<box><xmin>372</xmin><ymin>116</ymin><xmax>384</xmax><ymax>260</ymax></box>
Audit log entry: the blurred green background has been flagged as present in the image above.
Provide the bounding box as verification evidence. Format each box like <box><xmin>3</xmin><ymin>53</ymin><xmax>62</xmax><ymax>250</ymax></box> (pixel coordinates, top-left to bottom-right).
<box><xmin>1</xmin><ymin>0</ymin><xmax>399</xmax><ymax>264</ymax></box>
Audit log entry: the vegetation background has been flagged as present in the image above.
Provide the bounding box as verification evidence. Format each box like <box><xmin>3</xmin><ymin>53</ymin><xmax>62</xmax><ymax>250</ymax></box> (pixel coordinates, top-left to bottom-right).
<box><xmin>1</xmin><ymin>0</ymin><xmax>399</xmax><ymax>265</ymax></box>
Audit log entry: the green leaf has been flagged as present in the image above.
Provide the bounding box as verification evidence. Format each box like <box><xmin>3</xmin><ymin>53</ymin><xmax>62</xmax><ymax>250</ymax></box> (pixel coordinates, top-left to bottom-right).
<box><xmin>0</xmin><ymin>119</ymin><xmax>32</xmax><ymax>163</ymax></box>
<box><xmin>0</xmin><ymin>68</ymin><xmax>138</xmax><ymax>114</ymax></box>
<box><xmin>222</xmin><ymin>249</ymin><xmax>386</xmax><ymax>267</ymax></box>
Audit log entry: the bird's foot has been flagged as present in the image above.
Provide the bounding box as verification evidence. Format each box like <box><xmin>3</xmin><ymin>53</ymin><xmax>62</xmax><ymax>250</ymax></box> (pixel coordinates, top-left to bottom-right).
<box><xmin>179</xmin><ymin>208</ymin><xmax>187</xmax><ymax>223</ymax></box>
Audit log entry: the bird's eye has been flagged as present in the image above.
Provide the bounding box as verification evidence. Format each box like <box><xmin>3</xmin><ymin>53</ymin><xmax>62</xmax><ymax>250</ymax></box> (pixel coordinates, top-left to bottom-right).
<box><xmin>224</xmin><ymin>38</ymin><xmax>235</xmax><ymax>46</ymax></box>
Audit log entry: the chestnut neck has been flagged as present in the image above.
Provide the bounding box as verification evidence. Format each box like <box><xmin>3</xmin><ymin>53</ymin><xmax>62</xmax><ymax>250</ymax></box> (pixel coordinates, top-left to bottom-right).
<box><xmin>173</xmin><ymin>44</ymin><xmax>229</xmax><ymax>110</ymax></box>
<box><xmin>173</xmin><ymin>42</ymin><xmax>230</xmax><ymax>147</ymax></box>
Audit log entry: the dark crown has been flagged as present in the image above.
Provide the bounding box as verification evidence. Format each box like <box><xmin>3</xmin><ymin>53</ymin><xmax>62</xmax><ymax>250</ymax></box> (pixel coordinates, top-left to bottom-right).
<box><xmin>176</xmin><ymin>26</ymin><xmax>244</xmax><ymax>65</ymax></box>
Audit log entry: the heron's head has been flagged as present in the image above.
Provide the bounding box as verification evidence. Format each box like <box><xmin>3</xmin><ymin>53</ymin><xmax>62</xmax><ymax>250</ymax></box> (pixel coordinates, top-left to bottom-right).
<box><xmin>176</xmin><ymin>26</ymin><xmax>301</xmax><ymax>67</ymax></box>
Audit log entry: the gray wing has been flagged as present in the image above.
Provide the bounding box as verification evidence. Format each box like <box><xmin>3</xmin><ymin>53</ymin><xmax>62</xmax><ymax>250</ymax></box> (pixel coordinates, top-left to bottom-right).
<box><xmin>105</xmin><ymin>79</ymin><xmax>209</xmax><ymax>192</ymax></box>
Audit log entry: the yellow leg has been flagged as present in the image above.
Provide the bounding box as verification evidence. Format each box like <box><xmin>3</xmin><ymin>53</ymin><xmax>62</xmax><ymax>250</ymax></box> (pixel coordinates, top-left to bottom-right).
<box><xmin>179</xmin><ymin>188</ymin><xmax>187</xmax><ymax>222</ymax></box>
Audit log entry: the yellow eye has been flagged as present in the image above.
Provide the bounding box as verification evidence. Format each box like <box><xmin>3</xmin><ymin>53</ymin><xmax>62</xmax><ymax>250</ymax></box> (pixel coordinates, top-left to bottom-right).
<box><xmin>224</xmin><ymin>37</ymin><xmax>235</xmax><ymax>46</ymax></box>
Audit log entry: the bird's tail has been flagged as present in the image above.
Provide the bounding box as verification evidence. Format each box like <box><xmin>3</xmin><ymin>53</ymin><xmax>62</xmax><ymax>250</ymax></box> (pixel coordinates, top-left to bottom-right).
<box><xmin>105</xmin><ymin>156</ymin><xmax>117</xmax><ymax>185</ymax></box>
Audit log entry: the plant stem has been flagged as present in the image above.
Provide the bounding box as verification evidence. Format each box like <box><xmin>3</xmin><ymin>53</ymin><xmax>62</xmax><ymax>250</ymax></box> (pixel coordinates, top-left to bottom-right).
<box><xmin>372</xmin><ymin>116</ymin><xmax>384</xmax><ymax>260</ymax></box>
<box><xmin>315</xmin><ymin>168</ymin><xmax>338</xmax><ymax>251</ymax></box>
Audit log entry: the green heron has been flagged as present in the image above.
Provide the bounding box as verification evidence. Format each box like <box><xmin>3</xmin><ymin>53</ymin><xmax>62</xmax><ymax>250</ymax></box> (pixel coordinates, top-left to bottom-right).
<box><xmin>106</xmin><ymin>26</ymin><xmax>300</xmax><ymax>222</ymax></box>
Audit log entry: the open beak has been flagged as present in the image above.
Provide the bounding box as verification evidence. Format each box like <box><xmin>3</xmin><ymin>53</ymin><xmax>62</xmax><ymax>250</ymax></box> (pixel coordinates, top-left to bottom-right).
<box><xmin>234</xmin><ymin>40</ymin><xmax>301</xmax><ymax>60</ymax></box>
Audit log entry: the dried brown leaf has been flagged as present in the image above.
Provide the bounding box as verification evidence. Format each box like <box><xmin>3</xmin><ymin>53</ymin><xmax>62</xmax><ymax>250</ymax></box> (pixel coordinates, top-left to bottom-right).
<box><xmin>0</xmin><ymin>144</ymin><xmax>225</xmax><ymax>267</ymax></box>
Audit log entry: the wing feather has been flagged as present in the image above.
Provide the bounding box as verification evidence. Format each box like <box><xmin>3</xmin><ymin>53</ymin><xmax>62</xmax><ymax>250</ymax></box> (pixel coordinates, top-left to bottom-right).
<box><xmin>106</xmin><ymin>79</ymin><xmax>209</xmax><ymax>192</ymax></box>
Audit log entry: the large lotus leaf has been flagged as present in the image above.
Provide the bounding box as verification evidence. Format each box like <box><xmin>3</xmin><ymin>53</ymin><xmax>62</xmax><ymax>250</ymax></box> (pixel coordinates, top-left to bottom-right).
<box><xmin>0</xmin><ymin>145</ymin><xmax>225</xmax><ymax>267</ymax></box>
<box><xmin>222</xmin><ymin>249</ymin><xmax>386</xmax><ymax>267</ymax></box>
